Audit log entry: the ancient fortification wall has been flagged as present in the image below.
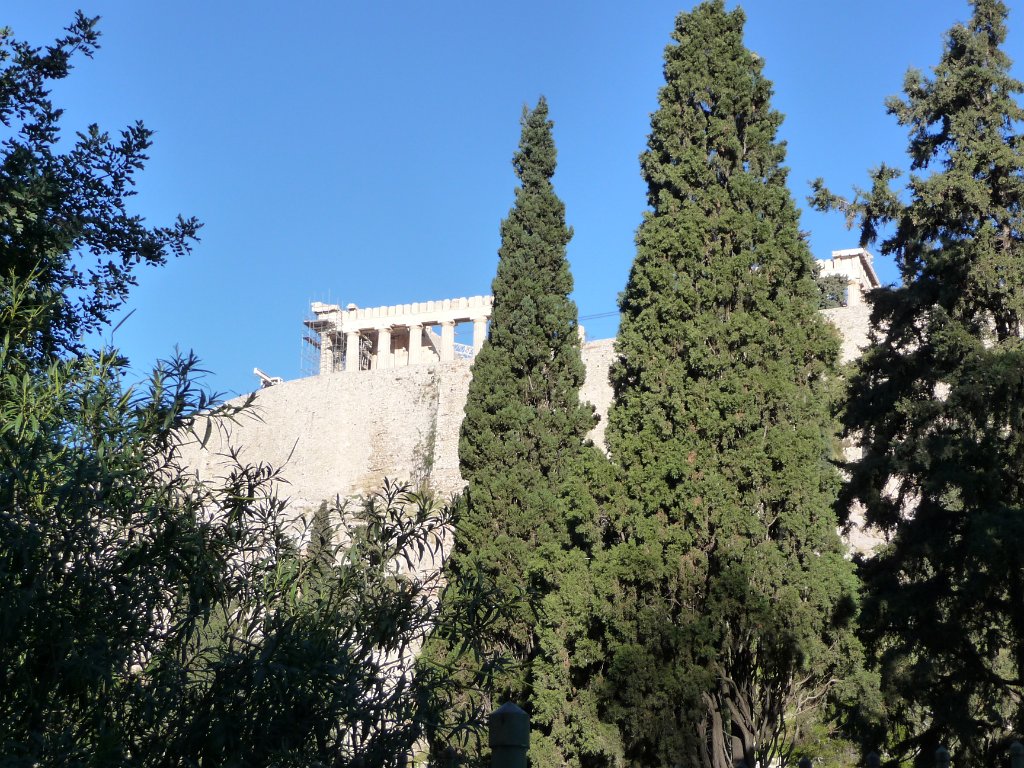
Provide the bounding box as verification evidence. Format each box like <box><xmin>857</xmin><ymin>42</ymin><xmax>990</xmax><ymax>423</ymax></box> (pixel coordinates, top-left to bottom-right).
<box><xmin>184</xmin><ymin>310</ymin><xmax>869</xmax><ymax>518</ymax></box>
<box><xmin>183</xmin><ymin>360</ymin><xmax>471</xmax><ymax>513</ymax></box>
<box><xmin>184</xmin><ymin>250</ymin><xmax>880</xmax><ymax>547</ymax></box>
<box><xmin>184</xmin><ymin>341</ymin><xmax>617</xmax><ymax>514</ymax></box>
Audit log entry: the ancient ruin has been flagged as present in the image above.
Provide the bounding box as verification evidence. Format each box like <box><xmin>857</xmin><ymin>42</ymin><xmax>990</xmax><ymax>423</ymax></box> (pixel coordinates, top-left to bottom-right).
<box><xmin>185</xmin><ymin>249</ymin><xmax>880</xmax><ymax>550</ymax></box>
<box><xmin>817</xmin><ymin>247</ymin><xmax>880</xmax><ymax>306</ymax></box>
<box><xmin>301</xmin><ymin>248</ymin><xmax>877</xmax><ymax>375</ymax></box>
<box><xmin>305</xmin><ymin>296</ymin><xmax>494</xmax><ymax>374</ymax></box>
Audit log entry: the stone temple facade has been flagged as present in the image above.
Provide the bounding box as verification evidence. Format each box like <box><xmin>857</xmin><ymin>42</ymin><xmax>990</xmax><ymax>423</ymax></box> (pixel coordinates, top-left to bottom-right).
<box><xmin>305</xmin><ymin>295</ymin><xmax>494</xmax><ymax>373</ymax></box>
<box><xmin>183</xmin><ymin>248</ymin><xmax>880</xmax><ymax>548</ymax></box>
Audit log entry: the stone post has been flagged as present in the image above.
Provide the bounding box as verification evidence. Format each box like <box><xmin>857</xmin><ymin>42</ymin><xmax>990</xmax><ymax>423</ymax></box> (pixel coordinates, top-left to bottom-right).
<box><xmin>935</xmin><ymin>747</ymin><xmax>950</xmax><ymax>768</ymax></box>
<box><xmin>408</xmin><ymin>323</ymin><xmax>422</xmax><ymax>365</ymax></box>
<box><xmin>489</xmin><ymin>702</ymin><xmax>528</xmax><ymax>768</ymax></box>
<box><xmin>845</xmin><ymin>279</ymin><xmax>860</xmax><ymax>307</ymax></box>
<box><xmin>345</xmin><ymin>331</ymin><xmax>360</xmax><ymax>372</ymax></box>
<box><xmin>377</xmin><ymin>327</ymin><xmax>393</xmax><ymax>370</ymax></box>
<box><xmin>319</xmin><ymin>331</ymin><xmax>334</xmax><ymax>375</ymax></box>
<box><xmin>440</xmin><ymin>320</ymin><xmax>455</xmax><ymax>363</ymax></box>
<box><xmin>472</xmin><ymin>317</ymin><xmax>487</xmax><ymax>354</ymax></box>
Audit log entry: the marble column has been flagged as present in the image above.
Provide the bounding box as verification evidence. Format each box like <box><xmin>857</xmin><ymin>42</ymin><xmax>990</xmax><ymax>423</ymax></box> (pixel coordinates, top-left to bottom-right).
<box><xmin>472</xmin><ymin>317</ymin><xmax>487</xmax><ymax>354</ymax></box>
<box><xmin>440</xmin><ymin>320</ymin><xmax>455</xmax><ymax>363</ymax></box>
<box><xmin>844</xmin><ymin>280</ymin><xmax>859</xmax><ymax>307</ymax></box>
<box><xmin>319</xmin><ymin>331</ymin><xmax>334</xmax><ymax>375</ymax></box>
<box><xmin>408</xmin><ymin>323</ymin><xmax>422</xmax><ymax>365</ymax></box>
<box><xmin>377</xmin><ymin>327</ymin><xmax>393</xmax><ymax>370</ymax></box>
<box><xmin>345</xmin><ymin>331</ymin><xmax>360</xmax><ymax>372</ymax></box>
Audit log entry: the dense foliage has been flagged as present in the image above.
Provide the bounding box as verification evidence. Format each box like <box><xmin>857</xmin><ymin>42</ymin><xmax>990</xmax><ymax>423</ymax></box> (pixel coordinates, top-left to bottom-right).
<box><xmin>815</xmin><ymin>264</ymin><xmax>851</xmax><ymax>309</ymax></box>
<box><xmin>152</xmin><ymin>482</ymin><xmax>461</xmax><ymax>768</ymax></box>
<box><xmin>425</xmin><ymin>99</ymin><xmax>618</xmax><ymax>767</ymax></box>
<box><xmin>9</xmin><ymin>5</ymin><xmax>1024</xmax><ymax>767</ymax></box>
<box><xmin>0</xmin><ymin>13</ymin><xmax>199</xmax><ymax>360</ymax></box>
<box><xmin>0</xmin><ymin>16</ymin><xmax>475</xmax><ymax>767</ymax></box>
<box><xmin>601</xmin><ymin>3</ymin><xmax>868</xmax><ymax>767</ymax></box>
<box><xmin>0</xmin><ymin>329</ymin><xmax>464</xmax><ymax>765</ymax></box>
<box><xmin>813</xmin><ymin>0</ymin><xmax>1024</xmax><ymax>762</ymax></box>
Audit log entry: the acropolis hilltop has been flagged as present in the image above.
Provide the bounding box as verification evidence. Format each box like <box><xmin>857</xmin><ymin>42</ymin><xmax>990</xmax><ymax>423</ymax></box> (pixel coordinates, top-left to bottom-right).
<box><xmin>185</xmin><ymin>248</ymin><xmax>880</xmax><ymax>549</ymax></box>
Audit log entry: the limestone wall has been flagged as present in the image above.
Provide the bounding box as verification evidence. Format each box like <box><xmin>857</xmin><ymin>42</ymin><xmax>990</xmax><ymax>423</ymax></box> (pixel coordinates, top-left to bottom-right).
<box><xmin>581</xmin><ymin>338</ymin><xmax>617</xmax><ymax>450</ymax></box>
<box><xmin>183</xmin><ymin>348</ymin><xmax>611</xmax><ymax>517</ymax></box>
<box><xmin>185</xmin><ymin>299</ymin><xmax>872</xmax><ymax>526</ymax></box>
<box><xmin>182</xmin><ymin>363</ymin><xmax>466</xmax><ymax>514</ymax></box>
<box><xmin>823</xmin><ymin>300</ymin><xmax>872</xmax><ymax>364</ymax></box>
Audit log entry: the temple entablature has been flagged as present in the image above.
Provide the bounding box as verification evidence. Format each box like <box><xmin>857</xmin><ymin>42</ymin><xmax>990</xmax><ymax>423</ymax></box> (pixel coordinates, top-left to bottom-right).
<box><xmin>816</xmin><ymin>248</ymin><xmax>880</xmax><ymax>306</ymax></box>
<box><xmin>305</xmin><ymin>295</ymin><xmax>493</xmax><ymax>374</ymax></box>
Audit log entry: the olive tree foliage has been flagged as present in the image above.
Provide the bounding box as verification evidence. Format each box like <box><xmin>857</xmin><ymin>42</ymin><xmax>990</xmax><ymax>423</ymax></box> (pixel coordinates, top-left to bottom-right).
<box><xmin>812</xmin><ymin>0</ymin><xmax>1024</xmax><ymax>763</ymax></box>
<box><xmin>0</xmin><ymin>16</ymin><xmax>479</xmax><ymax>767</ymax></box>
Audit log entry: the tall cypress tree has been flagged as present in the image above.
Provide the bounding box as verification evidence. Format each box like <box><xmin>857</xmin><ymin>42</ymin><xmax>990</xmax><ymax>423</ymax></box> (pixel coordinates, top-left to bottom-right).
<box><xmin>813</xmin><ymin>1</ymin><xmax>1024</xmax><ymax>762</ymax></box>
<box><xmin>602</xmin><ymin>3</ymin><xmax>865</xmax><ymax>766</ymax></box>
<box><xmin>425</xmin><ymin>98</ymin><xmax>618</xmax><ymax>768</ymax></box>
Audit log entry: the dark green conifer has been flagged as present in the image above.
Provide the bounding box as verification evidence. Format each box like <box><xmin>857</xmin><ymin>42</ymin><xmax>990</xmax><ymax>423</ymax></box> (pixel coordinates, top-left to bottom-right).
<box><xmin>813</xmin><ymin>0</ymin><xmax>1024</xmax><ymax>761</ymax></box>
<box><xmin>425</xmin><ymin>99</ymin><xmax>618</xmax><ymax>767</ymax></box>
<box><xmin>304</xmin><ymin>500</ymin><xmax>335</xmax><ymax>594</ymax></box>
<box><xmin>602</xmin><ymin>3</ymin><xmax>865</xmax><ymax>766</ymax></box>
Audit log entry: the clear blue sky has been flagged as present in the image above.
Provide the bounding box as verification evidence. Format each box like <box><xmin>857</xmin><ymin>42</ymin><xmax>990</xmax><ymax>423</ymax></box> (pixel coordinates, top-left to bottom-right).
<box><xmin>7</xmin><ymin>1</ymin><xmax>1023</xmax><ymax>397</ymax></box>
